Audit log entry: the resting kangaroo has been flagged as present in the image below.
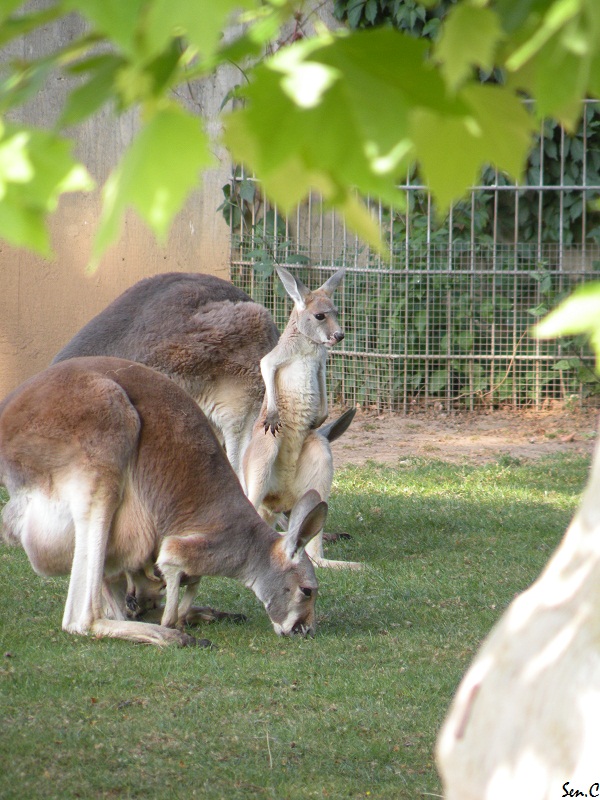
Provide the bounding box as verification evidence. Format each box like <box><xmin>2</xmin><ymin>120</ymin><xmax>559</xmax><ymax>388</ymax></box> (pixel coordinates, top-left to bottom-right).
<box><xmin>53</xmin><ymin>272</ymin><xmax>279</xmax><ymax>480</ymax></box>
<box><xmin>0</xmin><ymin>357</ymin><xmax>327</xmax><ymax>646</ymax></box>
<box><xmin>53</xmin><ymin>271</ymin><xmax>358</xmax><ymax>566</ymax></box>
<box><xmin>243</xmin><ymin>267</ymin><xmax>362</xmax><ymax>569</ymax></box>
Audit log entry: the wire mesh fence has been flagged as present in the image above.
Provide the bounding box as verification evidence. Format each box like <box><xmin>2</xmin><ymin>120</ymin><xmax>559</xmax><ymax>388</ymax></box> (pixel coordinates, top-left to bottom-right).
<box><xmin>227</xmin><ymin>99</ymin><xmax>600</xmax><ymax>412</ymax></box>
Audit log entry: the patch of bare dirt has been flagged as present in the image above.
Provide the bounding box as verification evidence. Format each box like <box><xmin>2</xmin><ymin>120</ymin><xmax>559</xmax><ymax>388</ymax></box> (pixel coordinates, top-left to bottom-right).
<box><xmin>330</xmin><ymin>406</ymin><xmax>599</xmax><ymax>468</ymax></box>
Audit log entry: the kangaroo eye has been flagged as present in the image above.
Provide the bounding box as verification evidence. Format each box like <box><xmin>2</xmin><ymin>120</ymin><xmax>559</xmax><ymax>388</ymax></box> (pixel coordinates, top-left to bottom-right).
<box><xmin>314</xmin><ymin>313</ymin><xmax>326</xmax><ymax>321</ymax></box>
<box><xmin>300</xmin><ymin>587</ymin><xmax>313</xmax><ymax>598</ymax></box>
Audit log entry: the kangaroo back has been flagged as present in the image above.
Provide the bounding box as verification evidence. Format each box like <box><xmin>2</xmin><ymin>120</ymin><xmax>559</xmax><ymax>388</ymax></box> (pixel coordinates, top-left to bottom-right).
<box><xmin>0</xmin><ymin>357</ymin><xmax>323</xmax><ymax>646</ymax></box>
<box><xmin>53</xmin><ymin>272</ymin><xmax>280</xmax><ymax>477</ymax></box>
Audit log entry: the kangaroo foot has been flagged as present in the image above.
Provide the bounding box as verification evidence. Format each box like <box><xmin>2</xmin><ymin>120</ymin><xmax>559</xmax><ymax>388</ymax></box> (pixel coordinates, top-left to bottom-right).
<box><xmin>311</xmin><ymin>557</ymin><xmax>364</xmax><ymax>570</ymax></box>
<box><xmin>323</xmin><ymin>531</ymin><xmax>352</xmax><ymax>543</ymax></box>
<box><xmin>184</xmin><ymin>606</ymin><xmax>248</xmax><ymax>626</ymax></box>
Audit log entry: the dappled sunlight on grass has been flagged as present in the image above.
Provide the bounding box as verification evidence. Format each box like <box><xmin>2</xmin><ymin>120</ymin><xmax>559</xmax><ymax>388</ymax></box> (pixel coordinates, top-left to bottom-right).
<box><xmin>0</xmin><ymin>452</ymin><xmax>590</xmax><ymax>800</ymax></box>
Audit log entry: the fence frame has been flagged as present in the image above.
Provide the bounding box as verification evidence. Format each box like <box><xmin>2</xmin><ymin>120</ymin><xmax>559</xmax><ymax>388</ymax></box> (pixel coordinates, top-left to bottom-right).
<box><xmin>228</xmin><ymin>100</ymin><xmax>600</xmax><ymax>413</ymax></box>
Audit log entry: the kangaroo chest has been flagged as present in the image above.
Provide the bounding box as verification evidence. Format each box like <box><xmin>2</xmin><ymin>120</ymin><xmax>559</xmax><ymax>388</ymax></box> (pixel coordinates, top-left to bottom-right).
<box><xmin>275</xmin><ymin>350</ymin><xmax>325</xmax><ymax>422</ymax></box>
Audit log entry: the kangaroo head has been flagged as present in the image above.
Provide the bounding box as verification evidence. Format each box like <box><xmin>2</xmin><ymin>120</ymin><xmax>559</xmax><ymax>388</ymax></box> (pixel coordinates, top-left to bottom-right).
<box><xmin>253</xmin><ymin>490</ymin><xmax>327</xmax><ymax>636</ymax></box>
<box><xmin>276</xmin><ymin>267</ymin><xmax>345</xmax><ymax>347</ymax></box>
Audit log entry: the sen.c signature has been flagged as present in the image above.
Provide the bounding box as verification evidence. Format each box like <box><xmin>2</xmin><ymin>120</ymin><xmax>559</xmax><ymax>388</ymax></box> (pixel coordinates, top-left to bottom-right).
<box><xmin>562</xmin><ymin>782</ymin><xmax>600</xmax><ymax>798</ymax></box>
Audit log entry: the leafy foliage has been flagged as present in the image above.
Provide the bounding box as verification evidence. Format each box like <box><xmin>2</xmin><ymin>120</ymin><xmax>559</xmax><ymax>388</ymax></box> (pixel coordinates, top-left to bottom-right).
<box><xmin>333</xmin><ymin>0</ymin><xmax>456</xmax><ymax>40</ymax></box>
<box><xmin>535</xmin><ymin>281</ymin><xmax>600</xmax><ymax>371</ymax></box>
<box><xmin>0</xmin><ymin>0</ymin><xmax>290</xmax><ymax>259</ymax></box>
<box><xmin>335</xmin><ymin>0</ymin><xmax>600</xmax><ymax>249</ymax></box>
<box><xmin>92</xmin><ymin>107</ymin><xmax>210</xmax><ymax>268</ymax></box>
<box><xmin>1</xmin><ymin>0</ymin><xmax>600</xmax><ymax>261</ymax></box>
<box><xmin>0</xmin><ymin>120</ymin><xmax>92</xmax><ymax>254</ymax></box>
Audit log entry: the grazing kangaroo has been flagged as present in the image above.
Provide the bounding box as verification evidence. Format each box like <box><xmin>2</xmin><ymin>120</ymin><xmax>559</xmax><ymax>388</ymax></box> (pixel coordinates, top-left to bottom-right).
<box><xmin>243</xmin><ymin>267</ymin><xmax>362</xmax><ymax>570</ymax></box>
<box><xmin>53</xmin><ymin>272</ymin><xmax>279</xmax><ymax>480</ymax></box>
<box><xmin>0</xmin><ymin>357</ymin><xmax>327</xmax><ymax>646</ymax></box>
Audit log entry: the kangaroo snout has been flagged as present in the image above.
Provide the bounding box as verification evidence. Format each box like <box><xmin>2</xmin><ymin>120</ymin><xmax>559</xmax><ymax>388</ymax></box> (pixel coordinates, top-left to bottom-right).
<box><xmin>274</xmin><ymin>617</ymin><xmax>316</xmax><ymax>638</ymax></box>
<box><xmin>325</xmin><ymin>329</ymin><xmax>344</xmax><ymax>348</ymax></box>
<box><xmin>291</xmin><ymin>619</ymin><xmax>315</xmax><ymax>637</ymax></box>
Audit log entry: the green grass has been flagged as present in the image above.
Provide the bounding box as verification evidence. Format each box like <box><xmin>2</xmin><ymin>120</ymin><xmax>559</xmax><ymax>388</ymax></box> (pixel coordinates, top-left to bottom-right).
<box><xmin>0</xmin><ymin>454</ymin><xmax>591</xmax><ymax>799</ymax></box>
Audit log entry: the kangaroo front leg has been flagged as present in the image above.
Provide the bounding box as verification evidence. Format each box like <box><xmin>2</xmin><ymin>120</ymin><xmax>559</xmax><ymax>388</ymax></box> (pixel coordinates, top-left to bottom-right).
<box><xmin>314</xmin><ymin>358</ymin><xmax>329</xmax><ymax>429</ymax></box>
<box><xmin>176</xmin><ymin>580</ymin><xmax>200</xmax><ymax>626</ymax></box>
<box><xmin>260</xmin><ymin>351</ymin><xmax>283</xmax><ymax>435</ymax></box>
<box><xmin>158</xmin><ymin>564</ymin><xmax>183</xmax><ymax>629</ymax></box>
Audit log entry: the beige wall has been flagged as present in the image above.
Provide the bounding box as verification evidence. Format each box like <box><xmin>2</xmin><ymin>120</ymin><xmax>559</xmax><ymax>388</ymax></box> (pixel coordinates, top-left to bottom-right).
<box><xmin>0</xmin><ymin>10</ymin><xmax>234</xmax><ymax>398</ymax></box>
<box><xmin>0</xmin><ymin>3</ymin><xmax>341</xmax><ymax>399</ymax></box>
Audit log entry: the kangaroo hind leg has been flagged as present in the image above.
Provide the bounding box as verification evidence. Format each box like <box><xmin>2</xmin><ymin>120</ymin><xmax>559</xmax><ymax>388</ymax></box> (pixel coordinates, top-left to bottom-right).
<box><xmin>242</xmin><ymin>426</ymin><xmax>281</xmax><ymax>515</ymax></box>
<box><xmin>295</xmin><ymin>433</ymin><xmax>363</xmax><ymax>570</ymax></box>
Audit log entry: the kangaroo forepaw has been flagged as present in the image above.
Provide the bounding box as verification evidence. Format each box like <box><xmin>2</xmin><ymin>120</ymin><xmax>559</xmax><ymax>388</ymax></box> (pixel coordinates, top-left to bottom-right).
<box><xmin>125</xmin><ymin>593</ymin><xmax>141</xmax><ymax>617</ymax></box>
<box><xmin>263</xmin><ymin>412</ymin><xmax>281</xmax><ymax>436</ymax></box>
<box><xmin>194</xmin><ymin>637</ymin><xmax>215</xmax><ymax>649</ymax></box>
<box><xmin>180</xmin><ymin>633</ymin><xmax>215</xmax><ymax>649</ymax></box>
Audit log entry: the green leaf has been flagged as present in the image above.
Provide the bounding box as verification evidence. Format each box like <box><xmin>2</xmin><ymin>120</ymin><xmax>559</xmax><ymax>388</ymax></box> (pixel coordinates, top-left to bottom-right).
<box><xmin>502</xmin><ymin>0</ymin><xmax>600</xmax><ymax>126</ymax></box>
<box><xmin>430</xmin><ymin>369</ymin><xmax>449</xmax><ymax>394</ymax></box>
<box><xmin>0</xmin><ymin>1</ymin><xmax>27</xmax><ymax>24</ymax></box>
<box><xmin>470</xmin><ymin>364</ymin><xmax>489</xmax><ymax>393</ymax></box>
<box><xmin>533</xmin><ymin>281</ymin><xmax>600</xmax><ymax>369</ymax></box>
<box><xmin>59</xmin><ymin>56</ymin><xmax>124</xmax><ymax>128</ymax></box>
<box><xmin>553</xmin><ymin>357</ymin><xmax>581</xmax><ymax>370</ymax></box>
<box><xmin>504</xmin><ymin>0</ymin><xmax>581</xmax><ymax>73</ymax></box>
<box><xmin>534</xmin><ymin>281</ymin><xmax>600</xmax><ymax>336</ymax></box>
<box><xmin>528</xmin><ymin>302</ymin><xmax>549</xmax><ymax>317</ymax></box>
<box><xmin>338</xmin><ymin>191</ymin><xmax>390</xmax><ymax>256</ymax></box>
<box><xmin>144</xmin><ymin>39</ymin><xmax>185</xmax><ymax>97</ymax></box>
<box><xmin>143</xmin><ymin>0</ymin><xmax>257</xmax><ymax>61</ymax></box>
<box><xmin>365</xmin><ymin>0</ymin><xmax>378</xmax><ymax>25</ymax></box>
<box><xmin>456</xmin><ymin>331</ymin><xmax>474</xmax><ymax>352</ymax></box>
<box><xmin>0</xmin><ymin>5</ymin><xmax>62</xmax><ymax>46</ymax></box>
<box><xmin>0</xmin><ymin>128</ymin><xmax>93</xmax><ymax>210</ymax></box>
<box><xmin>92</xmin><ymin>107</ymin><xmax>211</xmax><ymax>267</ymax></box>
<box><xmin>239</xmin><ymin>179</ymin><xmax>256</xmax><ymax>204</ymax></box>
<box><xmin>0</xmin><ymin>197</ymin><xmax>50</xmax><ymax>254</ymax></box>
<box><xmin>411</xmin><ymin>84</ymin><xmax>533</xmax><ymax>211</ymax></box>
<box><xmin>224</xmin><ymin>28</ymin><xmax>469</xmax><ymax>245</ymax></box>
<box><xmin>0</xmin><ymin>123</ymin><xmax>94</xmax><ymax>255</ymax></box>
<box><xmin>414</xmin><ymin>309</ymin><xmax>428</xmax><ymax>334</ymax></box>
<box><xmin>62</xmin><ymin>0</ymin><xmax>146</xmax><ymax>59</ymax></box>
<box><xmin>0</xmin><ymin>57</ymin><xmax>55</xmax><ymax>113</ymax></box>
<box><xmin>0</xmin><ymin>129</ymin><xmax>33</xmax><ymax>192</ymax></box>
<box><xmin>435</xmin><ymin>4</ymin><xmax>503</xmax><ymax>90</ymax></box>
<box><xmin>525</xmin><ymin>36</ymin><xmax>591</xmax><ymax>125</ymax></box>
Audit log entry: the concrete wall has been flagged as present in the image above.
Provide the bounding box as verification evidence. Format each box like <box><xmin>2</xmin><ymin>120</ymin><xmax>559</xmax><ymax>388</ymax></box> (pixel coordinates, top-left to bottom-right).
<box><xmin>0</xmin><ymin>10</ymin><xmax>234</xmax><ymax>398</ymax></box>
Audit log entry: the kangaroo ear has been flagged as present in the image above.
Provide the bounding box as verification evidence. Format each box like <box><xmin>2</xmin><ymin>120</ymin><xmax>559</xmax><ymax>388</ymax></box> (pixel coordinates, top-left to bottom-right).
<box><xmin>276</xmin><ymin>267</ymin><xmax>310</xmax><ymax>310</ymax></box>
<box><xmin>285</xmin><ymin>490</ymin><xmax>328</xmax><ymax>559</ymax></box>
<box><xmin>318</xmin><ymin>407</ymin><xmax>356</xmax><ymax>444</ymax></box>
<box><xmin>319</xmin><ymin>268</ymin><xmax>346</xmax><ymax>297</ymax></box>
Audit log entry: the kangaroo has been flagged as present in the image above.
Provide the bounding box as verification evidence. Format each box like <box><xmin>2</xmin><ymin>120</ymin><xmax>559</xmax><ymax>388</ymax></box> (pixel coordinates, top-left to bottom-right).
<box><xmin>243</xmin><ymin>267</ymin><xmax>362</xmax><ymax>569</ymax></box>
<box><xmin>0</xmin><ymin>357</ymin><xmax>327</xmax><ymax>646</ymax></box>
<box><xmin>53</xmin><ymin>272</ymin><xmax>279</xmax><ymax>480</ymax></box>
<box><xmin>53</xmin><ymin>271</ymin><xmax>359</xmax><ymax>566</ymax></box>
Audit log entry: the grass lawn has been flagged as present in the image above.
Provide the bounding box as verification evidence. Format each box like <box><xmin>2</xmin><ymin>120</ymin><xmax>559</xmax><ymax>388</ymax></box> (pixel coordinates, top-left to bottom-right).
<box><xmin>0</xmin><ymin>453</ymin><xmax>591</xmax><ymax>799</ymax></box>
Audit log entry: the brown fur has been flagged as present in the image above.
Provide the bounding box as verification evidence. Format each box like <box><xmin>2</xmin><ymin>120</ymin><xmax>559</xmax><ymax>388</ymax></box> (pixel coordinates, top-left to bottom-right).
<box><xmin>243</xmin><ymin>268</ymin><xmax>362</xmax><ymax>570</ymax></box>
<box><xmin>53</xmin><ymin>273</ymin><xmax>279</xmax><ymax>478</ymax></box>
<box><xmin>0</xmin><ymin>357</ymin><xmax>326</xmax><ymax>646</ymax></box>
